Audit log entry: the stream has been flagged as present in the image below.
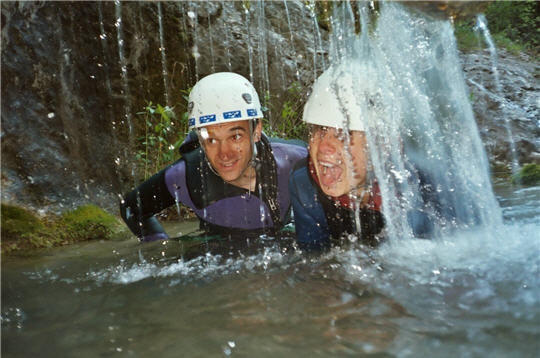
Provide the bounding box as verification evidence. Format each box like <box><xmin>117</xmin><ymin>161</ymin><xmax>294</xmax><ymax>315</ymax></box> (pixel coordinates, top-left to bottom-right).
<box><xmin>2</xmin><ymin>181</ymin><xmax>539</xmax><ymax>357</ymax></box>
<box><xmin>2</xmin><ymin>2</ymin><xmax>539</xmax><ymax>357</ymax></box>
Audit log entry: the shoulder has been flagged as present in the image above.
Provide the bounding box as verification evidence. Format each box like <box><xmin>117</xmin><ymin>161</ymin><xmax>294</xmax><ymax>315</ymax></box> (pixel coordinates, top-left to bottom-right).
<box><xmin>289</xmin><ymin>159</ymin><xmax>316</xmax><ymax>199</ymax></box>
<box><xmin>290</xmin><ymin>157</ymin><xmax>309</xmax><ymax>182</ymax></box>
<box><xmin>165</xmin><ymin>157</ymin><xmax>187</xmax><ymax>177</ymax></box>
<box><xmin>267</xmin><ymin>136</ymin><xmax>307</xmax><ymax>148</ymax></box>
<box><xmin>267</xmin><ymin>137</ymin><xmax>308</xmax><ymax>162</ymax></box>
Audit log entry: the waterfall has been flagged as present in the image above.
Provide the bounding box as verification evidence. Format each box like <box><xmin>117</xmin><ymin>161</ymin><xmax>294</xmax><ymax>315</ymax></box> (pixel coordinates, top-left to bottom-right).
<box><xmin>475</xmin><ymin>14</ymin><xmax>520</xmax><ymax>174</ymax></box>
<box><xmin>255</xmin><ymin>1</ymin><xmax>271</xmax><ymax>109</ymax></box>
<box><xmin>329</xmin><ymin>2</ymin><xmax>502</xmax><ymax>240</ymax></box>
<box><xmin>157</xmin><ymin>2</ymin><xmax>170</xmax><ymax>106</ymax></box>
<box><xmin>186</xmin><ymin>5</ymin><xmax>200</xmax><ymax>81</ymax></box>
<box><xmin>305</xmin><ymin>0</ymin><xmax>328</xmax><ymax>78</ymax></box>
<box><xmin>98</xmin><ymin>2</ymin><xmax>125</xmax><ymax>190</ymax></box>
<box><xmin>242</xmin><ymin>2</ymin><xmax>255</xmax><ymax>84</ymax></box>
<box><xmin>283</xmin><ymin>1</ymin><xmax>300</xmax><ymax>81</ymax></box>
<box><xmin>114</xmin><ymin>0</ymin><xmax>136</xmax><ymax>184</ymax></box>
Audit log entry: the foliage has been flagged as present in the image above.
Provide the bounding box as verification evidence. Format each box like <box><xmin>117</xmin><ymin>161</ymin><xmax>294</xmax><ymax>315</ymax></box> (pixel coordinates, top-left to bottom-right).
<box><xmin>135</xmin><ymin>102</ymin><xmax>183</xmax><ymax>180</ymax></box>
<box><xmin>511</xmin><ymin>163</ymin><xmax>540</xmax><ymax>186</ymax></box>
<box><xmin>1</xmin><ymin>203</ymin><xmax>125</xmax><ymax>255</ymax></box>
<box><xmin>179</xmin><ymin>88</ymin><xmax>192</xmax><ymax>133</ymax></box>
<box><xmin>455</xmin><ymin>1</ymin><xmax>539</xmax><ymax>56</ymax></box>
<box><xmin>454</xmin><ymin>21</ymin><xmax>484</xmax><ymax>52</ymax></box>
<box><xmin>484</xmin><ymin>0</ymin><xmax>539</xmax><ymax>53</ymax></box>
<box><xmin>264</xmin><ymin>81</ymin><xmax>309</xmax><ymax>140</ymax></box>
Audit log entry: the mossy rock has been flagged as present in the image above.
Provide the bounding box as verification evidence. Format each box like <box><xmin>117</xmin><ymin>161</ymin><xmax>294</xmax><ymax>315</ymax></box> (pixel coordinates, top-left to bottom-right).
<box><xmin>1</xmin><ymin>203</ymin><xmax>125</xmax><ymax>255</ymax></box>
<box><xmin>511</xmin><ymin>163</ymin><xmax>540</xmax><ymax>186</ymax></box>
<box><xmin>1</xmin><ymin>203</ymin><xmax>44</xmax><ymax>237</ymax></box>
<box><xmin>61</xmin><ymin>204</ymin><xmax>123</xmax><ymax>240</ymax></box>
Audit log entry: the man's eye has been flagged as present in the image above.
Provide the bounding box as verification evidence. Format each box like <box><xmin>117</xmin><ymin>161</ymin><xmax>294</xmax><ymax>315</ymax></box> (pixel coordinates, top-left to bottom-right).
<box><xmin>206</xmin><ymin>138</ymin><xmax>217</xmax><ymax>145</ymax></box>
<box><xmin>232</xmin><ymin>134</ymin><xmax>243</xmax><ymax>141</ymax></box>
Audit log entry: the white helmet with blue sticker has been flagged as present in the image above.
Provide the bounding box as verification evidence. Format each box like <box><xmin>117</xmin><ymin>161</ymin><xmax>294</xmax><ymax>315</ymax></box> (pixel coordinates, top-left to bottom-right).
<box><xmin>188</xmin><ymin>72</ymin><xmax>262</xmax><ymax>130</ymax></box>
<box><xmin>303</xmin><ymin>61</ymin><xmax>383</xmax><ymax>132</ymax></box>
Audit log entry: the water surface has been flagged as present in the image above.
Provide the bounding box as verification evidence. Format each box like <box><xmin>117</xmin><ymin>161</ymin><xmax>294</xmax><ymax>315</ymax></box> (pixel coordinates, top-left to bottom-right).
<box><xmin>2</xmin><ymin>183</ymin><xmax>539</xmax><ymax>357</ymax></box>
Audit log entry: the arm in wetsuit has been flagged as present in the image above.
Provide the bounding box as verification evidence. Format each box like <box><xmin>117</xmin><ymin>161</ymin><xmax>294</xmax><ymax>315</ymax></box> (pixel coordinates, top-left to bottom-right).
<box><xmin>119</xmin><ymin>165</ymin><xmax>178</xmax><ymax>242</ymax></box>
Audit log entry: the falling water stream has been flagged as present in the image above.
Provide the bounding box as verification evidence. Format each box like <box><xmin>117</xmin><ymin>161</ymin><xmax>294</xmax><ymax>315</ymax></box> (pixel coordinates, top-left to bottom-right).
<box><xmin>157</xmin><ymin>2</ymin><xmax>170</xmax><ymax>106</ymax></box>
<box><xmin>475</xmin><ymin>14</ymin><xmax>520</xmax><ymax>174</ymax></box>
<box><xmin>2</xmin><ymin>2</ymin><xmax>539</xmax><ymax>357</ymax></box>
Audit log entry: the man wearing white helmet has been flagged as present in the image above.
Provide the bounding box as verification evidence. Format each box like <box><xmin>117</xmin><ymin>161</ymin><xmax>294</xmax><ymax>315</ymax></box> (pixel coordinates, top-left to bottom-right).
<box><xmin>120</xmin><ymin>72</ymin><xmax>307</xmax><ymax>249</ymax></box>
<box><xmin>289</xmin><ymin>64</ymin><xmax>385</xmax><ymax>249</ymax></box>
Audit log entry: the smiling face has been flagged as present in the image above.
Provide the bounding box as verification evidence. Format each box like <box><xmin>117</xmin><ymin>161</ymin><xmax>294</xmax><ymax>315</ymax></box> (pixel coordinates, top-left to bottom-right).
<box><xmin>198</xmin><ymin>120</ymin><xmax>262</xmax><ymax>189</ymax></box>
<box><xmin>309</xmin><ymin>125</ymin><xmax>368</xmax><ymax>197</ymax></box>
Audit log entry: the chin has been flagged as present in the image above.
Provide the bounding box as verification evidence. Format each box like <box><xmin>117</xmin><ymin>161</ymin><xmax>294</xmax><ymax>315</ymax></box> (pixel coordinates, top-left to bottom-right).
<box><xmin>220</xmin><ymin>173</ymin><xmax>240</xmax><ymax>182</ymax></box>
<box><xmin>322</xmin><ymin>186</ymin><xmax>347</xmax><ymax>198</ymax></box>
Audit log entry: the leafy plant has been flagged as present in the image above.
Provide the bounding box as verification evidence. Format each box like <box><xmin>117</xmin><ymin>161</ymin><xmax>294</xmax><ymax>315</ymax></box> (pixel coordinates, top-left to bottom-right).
<box><xmin>136</xmin><ymin>102</ymin><xmax>183</xmax><ymax>180</ymax></box>
<box><xmin>454</xmin><ymin>20</ymin><xmax>484</xmax><ymax>52</ymax></box>
<box><xmin>484</xmin><ymin>0</ymin><xmax>539</xmax><ymax>54</ymax></box>
<box><xmin>264</xmin><ymin>81</ymin><xmax>309</xmax><ymax>140</ymax></box>
<box><xmin>455</xmin><ymin>1</ymin><xmax>539</xmax><ymax>56</ymax></box>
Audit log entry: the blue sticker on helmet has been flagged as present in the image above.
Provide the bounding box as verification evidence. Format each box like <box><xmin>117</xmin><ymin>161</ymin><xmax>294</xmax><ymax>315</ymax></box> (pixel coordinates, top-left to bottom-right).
<box><xmin>223</xmin><ymin>110</ymin><xmax>241</xmax><ymax>119</ymax></box>
<box><xmin>247</xmin><ymin>109</ymin><xmax>258</xmax><ymax>117</ymax></box>
<box><xmin>188</xmin><ymin>118</ymin><xmax>196</xmax><ymax>127</ymax></box>
<box><xmin>200</xmin><ymin>114</ymin><xmax>216</xmax><ymax>124</ymax></box>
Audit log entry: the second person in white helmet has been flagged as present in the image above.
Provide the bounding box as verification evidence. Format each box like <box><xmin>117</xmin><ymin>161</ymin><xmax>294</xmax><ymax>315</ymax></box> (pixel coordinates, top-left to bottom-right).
<box><xmin>289</xmin><ymin>63</ymin><xmax>385</xmax><ymax>250</ymax></box>
<box><xmin>290</xmin><ymin>62</ymin><xmax>461</xmax><ymax>249</ymax></box>
<box><xmin>120</xmin><ymin>72</ymin><xmax>307</xmax><ymax>255</ymax></box>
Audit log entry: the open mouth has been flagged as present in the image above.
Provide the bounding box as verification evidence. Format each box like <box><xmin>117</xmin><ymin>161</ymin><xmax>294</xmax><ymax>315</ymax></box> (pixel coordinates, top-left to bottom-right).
<box><xmin>217</xmin><ymin>159</ymin><xmax>239</xmax><ymax>172</ymax></box>
<box><xmin>318</xmin><ymin>160</ymin><xmax>343</xmax><ymax>188</ymax></box>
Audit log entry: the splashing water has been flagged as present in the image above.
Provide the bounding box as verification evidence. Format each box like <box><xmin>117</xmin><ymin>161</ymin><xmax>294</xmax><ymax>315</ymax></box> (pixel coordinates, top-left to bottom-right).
<box><xmin>328</xmin><ymin>2</ymin><xmax>502</xmax><ymax>241</ymax></box>
<box><xmin>2</xmin><ymin>3</ymin><xmax>538</xmax><ymax>357</ymax></box>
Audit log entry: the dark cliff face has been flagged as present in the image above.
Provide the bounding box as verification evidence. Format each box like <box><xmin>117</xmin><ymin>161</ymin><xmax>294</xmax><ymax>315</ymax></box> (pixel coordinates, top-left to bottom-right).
<box><xmin>461</xmin><ymin>50</ymin><xmax>540</xmax><ymax>167</ymax></box>
<box><xmin>1</xmin><ymin>1</ymin><xmax>325</xmax><ymax>213</ymax></box>
<box><xmin>1</xmin><ymin>2</ymin><xmax>538</xmax><ymax>213</ymax></box>
<box><xmin>1</xmin><ymin>2</ymin><xmax>199</xmax><ymax>212</ymax></box>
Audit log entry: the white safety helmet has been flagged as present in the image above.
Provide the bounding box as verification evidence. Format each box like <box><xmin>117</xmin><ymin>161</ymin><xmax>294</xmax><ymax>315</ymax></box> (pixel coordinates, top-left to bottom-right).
<box><xmin>303</xmin><ymin>62</ymin><xmax>381</xmax><ymax>132</ymax></box>
<box><xmin>188</xmin><ymin>72</ymin><xmax>262</xmax><ymax>130</ymax></box>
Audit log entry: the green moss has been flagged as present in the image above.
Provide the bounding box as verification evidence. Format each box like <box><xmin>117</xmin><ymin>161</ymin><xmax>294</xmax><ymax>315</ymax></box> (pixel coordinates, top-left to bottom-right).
<box><xmin>61</xmin><ymin>204</ymin><xmax>121</xmax><ymax>240</ymax></box>
<box><xmin>1</xmin><ymin>203</ymin><xmax>125</xmax><ymax>255</ymax></box>
<box><xmin>1</xmin><ymin>203</ymin><xmax>44</xmax><ymax>236</ymax></box>
<box><xmin>511</xmin><ymin>164</ymin><xmax>540</xmax><ymax>186</ymax></box>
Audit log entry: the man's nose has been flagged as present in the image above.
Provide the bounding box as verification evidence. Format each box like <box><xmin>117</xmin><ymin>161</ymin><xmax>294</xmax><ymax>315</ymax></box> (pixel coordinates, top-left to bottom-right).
<box><xmin>217</xmin><ymin>141</ymin><xmax>233</xmax><ymax>159</ymax></box>
<box><xmin>318</xmin><ymin>137</ymin><xmax>337</xmax><ymax>154</ymax></box>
